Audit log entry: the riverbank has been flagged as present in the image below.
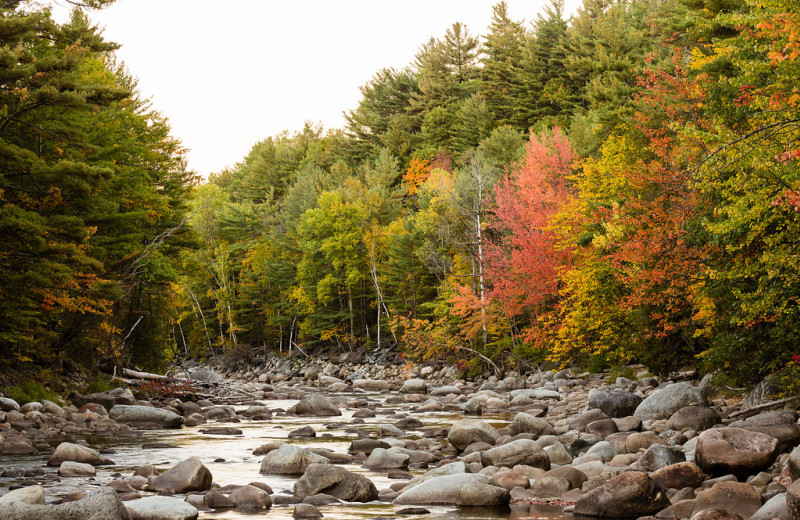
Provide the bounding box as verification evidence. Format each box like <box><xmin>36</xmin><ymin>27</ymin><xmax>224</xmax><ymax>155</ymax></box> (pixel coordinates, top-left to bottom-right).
<box><xmin>1</xmin><ymin>357</ymin><xmax>798</xmax><ymax>520</ymax></box>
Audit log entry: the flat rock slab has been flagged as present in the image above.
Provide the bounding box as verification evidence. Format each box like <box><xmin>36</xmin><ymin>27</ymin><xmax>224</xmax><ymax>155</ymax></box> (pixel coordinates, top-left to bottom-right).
<box><xmin>109</xmin><ymin>405</ymin><xmax>183</xmax><ymax>428</ymax></box>
<box><xmin>126</xmin><ymin>496</ymin><xmax>199</xmax><ymax>520</ymax></box>
<box><xmin>394</xmin><ymin>474</ymin><xmax>510</xmax><ymax>506</ymax></box>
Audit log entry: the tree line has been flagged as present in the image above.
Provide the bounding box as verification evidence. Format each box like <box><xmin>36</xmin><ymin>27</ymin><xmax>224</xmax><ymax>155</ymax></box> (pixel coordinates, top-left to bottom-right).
<box><xmin>2</xmin><ymin>0</ymin><xmax>798</xmax><ymax>387</ymax></box>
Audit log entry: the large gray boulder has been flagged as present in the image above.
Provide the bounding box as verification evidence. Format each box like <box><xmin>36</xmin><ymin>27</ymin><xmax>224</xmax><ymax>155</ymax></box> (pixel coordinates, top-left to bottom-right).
<box><xmin>509</xmin><ymin>412</ymin><xmax>555</xmax><ymax>437</ymax></box>
<box><xmin>481</xmin><ymin>439</ymin><xmax>550</xmax><ymax>469</ymax></box>
<box><xmin>588</xmin><ymin>390</ymin><xmax>643</xmax><ymax>418</ymax></box>
<box><xmin>787</xmin><ymin>478</ymin><xmax>800</xmax><ymax>520</ymax></box>
<box><xmin>573</xmin><ymin>471</ymin><xmax>670</xmax><ymax>517</ymax></box>
<box><xmin>148</xmin><ymin>457</ymin><xmax>212</xmax><ymax>493</ymax></box>
<box><xmin>47</xmin><ymin>442</ymin><xmax>114</xmax><ymax>466</ymax></box>
<box><xmin>447</xmin><ymin>419</ymin><xmax>500</xmax><ymax>451</ymax></box>
<box><xmin>695</xmin><ymin>427</ymin><xmax>779</xmax><ymax>477</ymax></box>
<box><xmin>394</xmin><ymin>474</ymin><xmax>510</xmax><ymax>506</ymax></box>
<box><xmin>109</xmin><ymin>405</ymin><xmax>183</xmax><ymax>428</ymax></box>
<box><xmin>294</xmin><ymin>464</ymin><xmax>378</xmax><ymax>502</ymax></box>
<box><xmin>634</xmin><ymin>382</ymin><xmax>707</xmax><ymax>422</ymax></box>
<box><xmin>260</xmin><ymin>444</ymin><xmax>330</xmax><ymax>475</ymax></box>
<box><xmin>0</xmin><ymin>487</ymin><xmax>130</xmax><ymax>520</ymax></box>
<box><xmin>125</xmin><ymin>496</ymin><xmax>198</xmax><ymax>520</ymax></box>
<box><xmin>294</xmin><ymin>394</ymin><xmax>341</xmax><ymax>416</ymax></box>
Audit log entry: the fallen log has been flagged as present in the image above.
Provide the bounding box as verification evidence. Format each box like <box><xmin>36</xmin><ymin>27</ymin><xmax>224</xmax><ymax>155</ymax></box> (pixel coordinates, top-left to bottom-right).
<box><xmin>121</xmin><ymin>368</ymin><xmax>175</xmax><ymax>382</ymax></box>
<box><xmin>727</xmin><ymin>396</ymin><xmax>799</xmax><ymax>419</ymax></box>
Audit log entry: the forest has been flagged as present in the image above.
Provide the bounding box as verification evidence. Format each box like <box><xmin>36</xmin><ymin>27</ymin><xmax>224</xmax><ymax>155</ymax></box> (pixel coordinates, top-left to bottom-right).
<box><xmin>0</xmin><ymin>0</ymin><xmax>798</xmax><ymax>388</ymax></box>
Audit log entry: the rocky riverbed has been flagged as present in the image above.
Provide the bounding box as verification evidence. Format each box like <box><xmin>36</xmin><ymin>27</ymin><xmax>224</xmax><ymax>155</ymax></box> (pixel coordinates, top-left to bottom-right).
<box><xmin>1</xmin><ymin>356</ymin><xmax>800</xmax><ymax>520</ymax></box>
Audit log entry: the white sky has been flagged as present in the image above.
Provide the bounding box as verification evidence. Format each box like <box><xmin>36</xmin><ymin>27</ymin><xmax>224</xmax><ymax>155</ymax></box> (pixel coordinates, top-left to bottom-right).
<box><xmin>49</xmin><ymin>0</ymin><xmax>582</xmax><ymax>177</ymax></box>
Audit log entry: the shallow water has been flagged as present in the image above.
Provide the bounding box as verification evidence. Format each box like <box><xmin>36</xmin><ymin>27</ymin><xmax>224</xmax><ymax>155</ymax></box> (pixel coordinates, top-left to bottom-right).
<box><xmin>0</xmin><ymin>392</ymin><xmax>572</xmax><ymax>520</ymax></box>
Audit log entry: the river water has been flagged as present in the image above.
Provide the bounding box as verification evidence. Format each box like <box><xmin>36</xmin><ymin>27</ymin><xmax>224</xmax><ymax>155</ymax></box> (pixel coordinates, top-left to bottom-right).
<box><xmin>0</xmin><ymin>392</ymin><xmax>570</xmax><ymax>520</ymax></box>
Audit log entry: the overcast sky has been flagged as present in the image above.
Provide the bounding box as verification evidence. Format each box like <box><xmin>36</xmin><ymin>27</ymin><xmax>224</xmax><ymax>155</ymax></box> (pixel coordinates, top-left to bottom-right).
<box><xmin>49</xmin><ymin>0</ymin><xmax>582</xmax><ymax>177</ymax></box>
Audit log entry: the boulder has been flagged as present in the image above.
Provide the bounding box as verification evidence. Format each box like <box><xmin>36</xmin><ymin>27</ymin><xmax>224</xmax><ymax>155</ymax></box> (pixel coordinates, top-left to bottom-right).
<box><xmin>695</xmin><ymin>427</ymin><xmax>778</xmax><ymax>477</ymax></box>
<box><xmin>109</xmin><ymin>405</ymin><xmax>183</xmax><ymax>428</ymax></box>
<box><xmin>481</xmin><ymin>439</ymin><xmax>550</xmax><ymax>469</ymax></box>
<box><xmin>352</xmin><ymin>379</ymin><xmax>390</xmax><ymax>391</ymax></box>
<box><xmin>447</xmin><ymin>419</ymin><xmax>500</xmax><ymax>451</ymax></box>
<box><xmin>394</xmin><ymin>474</ymin><xmax>510</xmax><ymax>506</ymax></box>
<box><xmin>532</xmin><ymin>476</ymin><xmax>571</xmax><ymax>497</ymax></box>
<box><xmin>650</xmin><ymin>462</ymin><xmax>705</xmax><ymax>491</ymax></box>
<box><xmin>293</xmin><ymin>504</ymin><xmax>323</xmax><ymax>518</ymax></box>
<box><xmin>569</xmin><ymin>409</ymin><xmax>611</xmax><ymax>431</ymax></box>
<box><xmin>729</xmin><ymin>410</ymin><xmax>800</xmax><ymax>453</ymax></box>
<box><xmin>229</xmin><ymin>485</ymin><xmax>272</xmax><ymax>510</ymax></box>
<box><xmin>573</xmin><ymin>471</ymin><xmax>670</xmax><ymax>518</ymax></box>
<box><xmin>666</xmin><ymin>406</ymin><xmax>720</xmax><ymax>432</ymax></box>
<box><xmin>48</xmin><ymin>442</ymin><xmax>114</xmax><ymax>466</ymax></box>
<box><xmin>509</xmin><ymin>412</ymin><xmax>555</xmax><ymax>437</ymax></box>
<box><xmin>148</xmin><ymin>457</ymin><xmax>212</xmax><ymax>493</ymax></box>
<box><xmin>691</xmin><ymin>481</ymin><xmax>762</xmax><ymax>519</ymax></box>
<box><xmin>0</xmin><ymin>486</ymin><xmax>45</xmax><ymax>506</ymax></box>
<box><xmin>294</xmin><ymin>464</ymin><xmax>378</xmax><ymax>502</ymax></box>
<box><xmin>0</xmin><ymin>487</ymin><xmax>129</xmax><ymax>520</ymax></box>
<box><xmin>539</xmin><ymin>467</ymin><xmax>588</xmax><ymax>490</ymax></box>
<box><xmin>634</xmin><ymin>382</ymin><xmax>707</xmax><ymax>422</ymax></box>
<box><xmin>749</xmin><ymin>493</ymin><xmax>788</xmax><ymax>520</ymax></box>
<box><xmin>295</xmin><ymin>394</ymin><xmax>341</xmax><ymax>416</ymax></box>
<box><xmin>348</xmin><ymin>439</ymin><xmax>390</xmax><ymax>455</ymax></box>
<box><xmin>0</xmin><ymin>397</ymin><xmax>20</xmax><ymax>412</ymax></box>
<box><xmin>58</xmin><ymin>461</ymin><xmax>96</xmax><ymax>477</ymax></box>
<box><xmin>260</xmin><ymin>444</ymin><xmax>330</xmax><ymax>475</ymax></box>
<box><xmin>510</xmin><ymin>388</ymin><xmax>561</xmax><ymax>400</ymax></box>
<box><xmin>401</xmin><ymin>379</ymin><xmax>427</xmax><ymax>394</ymax></box>
<box><xmin>637</xmin><ymin>444</ymin><xmax>686</xmax><ymax>472</ymax></box>
<box><xmin>126</xmin><ymin>496</ymin><xmax>198</xmax><ymax>520</ymax></box>
<box><xmin>364</xmin><ymin>447</ymin><xmax>410</xmax><ymax>469</ymax></box>
<box><xmin>588</xmin><ymin>390</ymin><xmax>643</xmax><ymax>418</ymax></box>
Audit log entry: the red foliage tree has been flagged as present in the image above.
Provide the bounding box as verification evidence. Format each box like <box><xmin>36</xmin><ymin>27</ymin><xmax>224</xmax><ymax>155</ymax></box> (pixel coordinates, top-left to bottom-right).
<box><xmin>486</xmin><ymin>128</ymin><xmax>577</xmax><ymax>319</ymax></box>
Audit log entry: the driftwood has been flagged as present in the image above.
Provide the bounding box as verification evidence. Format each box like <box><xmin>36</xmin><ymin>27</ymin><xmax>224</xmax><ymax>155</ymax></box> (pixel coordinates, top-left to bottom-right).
<box><xmin>121</xmin><ymin>368</ymin><xmax>175</xmax><ymax>382</ymax></box>
<box><xmin>727</xmin><ymin>396</ymin><xmax>799</xmax><ymax>419</ymax></box>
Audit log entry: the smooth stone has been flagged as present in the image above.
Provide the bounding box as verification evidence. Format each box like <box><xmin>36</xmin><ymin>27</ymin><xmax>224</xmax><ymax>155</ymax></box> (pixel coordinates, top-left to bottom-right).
<box><xmin>481</xmin><ymin>439</ymin><xmax>550</xmax><ymax>469</ymax></box>
<box><xmin>294</xmin><ymin>463</ymin><xmax>378</xmax><ymax>502</ymax></box>
<box><xmin>691</xmin><ymin>481</ymin><xmax>762</xmax><ymax>519</ymax></box>
<box><xmin>394</xmin><ymin>474</ymin><xmax>510</xmax><ymax>506</ymax></box>
<box><xmin>295</xmin><ymin>394</ymin><xmax>341</xmax><ymax>416</ymax></box>
<box><xmin>589</xmin><ymin>390</ymin><xmax>643</xmax><ymax>418</ymax></box>
<box><xmin>109</xmin><ymin>405</ymin><xmax>183</xmax><ymax>428</ymax></box>
<box><xmin>0</xmin><ymin>486</ymin><xmax>45</xmax><ymax>506</ymax></box>
<box><xmin>573</xmin><ymin>471</ymin><xmax>670</xmax><ymax>518</ymax></box>
<box><xmin>58</xmin><ymin>461</ymin><xmax>96</xmax><ymax>477</ymax></box>
<box><xmin>48</xmin><ymin>442</ymin><xmax>114</xmax><ymax>466</ymax></box>
<box><xmin>148</xmin><ymin>457</ymin><xmax>213</xmax><ymax>493</ymax></box>
<box><xmin>447</xmin><ymin>419</ymin><xmax>500</xmax><ymax>451</ymax></box>
<box><xmin>0</xmin><ymin>487</ymin><xmax>129</xmax><ymax>520</ymax></box>
<box><xmin>695</xmin><ymin>427</ymin><xmax>778</xmax><ymax>477</ymax></box>
<box><xmin>260</xmin><ymin>443</ymin><xmax>329</xmax><ymax>475</ymax></box>
<box><xmin>126</xmin><ymin>496</ymin><xmax>199</xmax><ymax>520</ymax></box>
<box><xmin>229</xmin><ymin>485</ymin><xmax>272</xmax><ymax>510</ymax></box>
<box><xmin>634</xmin><ymin>382</ymin><xmax>707</xmax><ymax>422</ymax></box>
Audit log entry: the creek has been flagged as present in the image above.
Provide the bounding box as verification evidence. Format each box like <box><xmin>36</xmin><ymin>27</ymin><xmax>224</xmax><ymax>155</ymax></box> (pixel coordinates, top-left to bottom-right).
<box><xmin>0</xmin><ymin>392</ymin><xmax>570</xmax><ymax>520</ymax></box>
